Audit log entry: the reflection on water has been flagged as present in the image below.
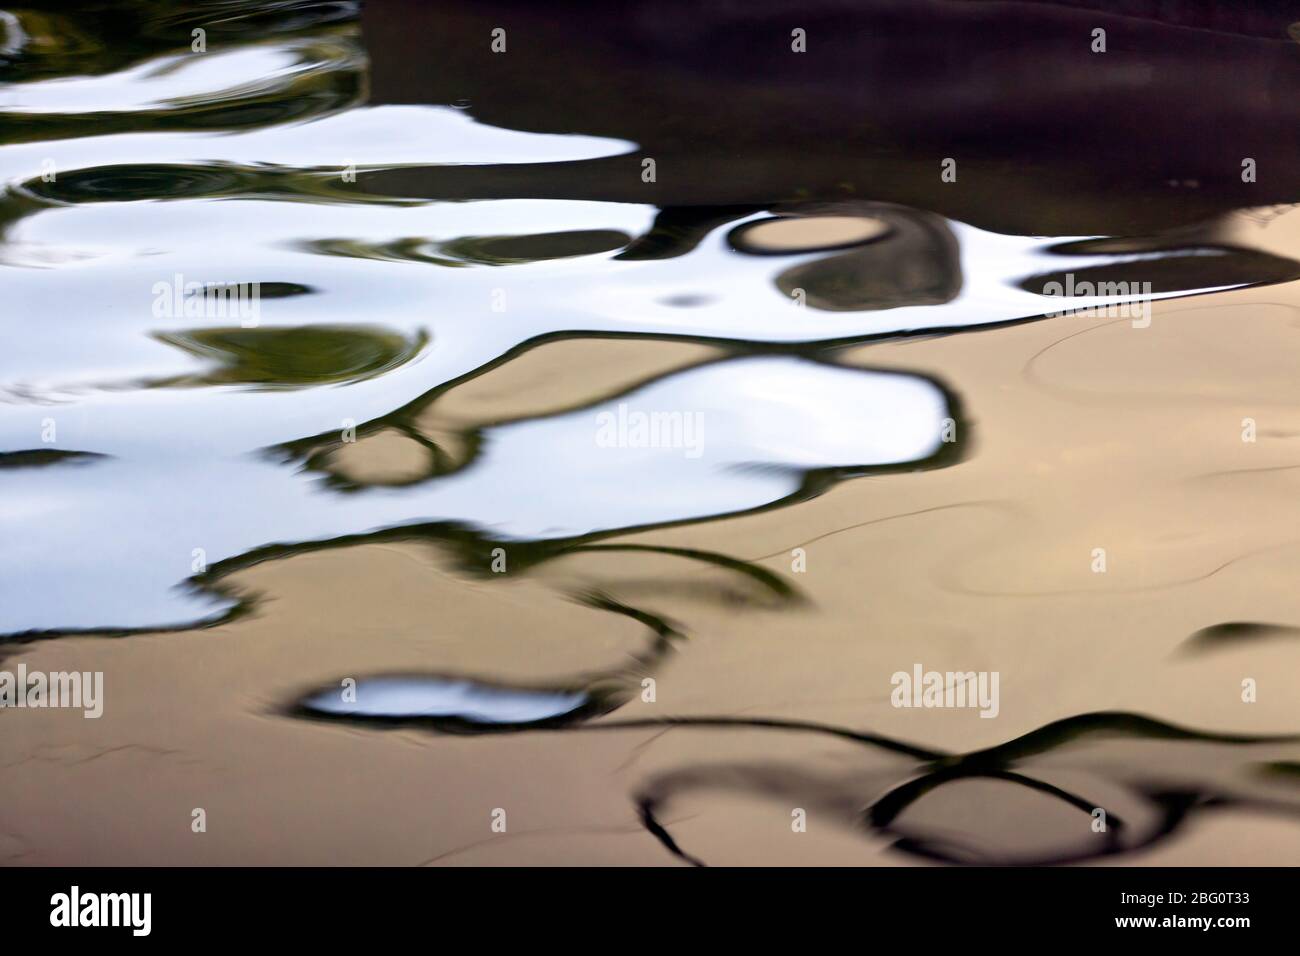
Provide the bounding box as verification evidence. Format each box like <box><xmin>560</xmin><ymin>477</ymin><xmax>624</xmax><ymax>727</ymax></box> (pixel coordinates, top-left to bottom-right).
<box><xmin>151</xmin><ymin>324</ymin><xmax>427</xmax><ymax>390</ymax></box>
<box><xmin>303</xmin><ymin>677</ymin><xmax>595</xmax><ymax>727</ymax></box>
<box><xmin>3</xmin><ymin>0</ymin><xmax>1300</xmax><ymax>866</ymax></box>
<box><xmin>296</xmin><ymin>594</ymin><xmax>679</xmax><ymax>732</ymax></box>
<box><xmin>1</xmin><ymin>353</ymin><xmax>955</xmax><ymax>633</ymax></box>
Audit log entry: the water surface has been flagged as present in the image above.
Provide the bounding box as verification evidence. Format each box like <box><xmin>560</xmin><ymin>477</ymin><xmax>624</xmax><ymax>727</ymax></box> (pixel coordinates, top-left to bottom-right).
<box><xmin>3</xmin><ymin>0</ymin><xmax>1300</xmax><ymax>866</ymax></box>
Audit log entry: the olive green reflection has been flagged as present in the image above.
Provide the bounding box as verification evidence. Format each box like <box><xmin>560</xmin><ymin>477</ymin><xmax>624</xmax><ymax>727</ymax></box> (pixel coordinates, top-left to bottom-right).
<box><xmin>438</xmin><ymin>229</ymin><xmax>631</xmax><ymax>265</ymax></box>
<box><xmin>1020</xmin><ymin>247</ymin><xmax>1300</xmax><ymax>296</ymax></box>
<box><xmin>152</xmin><ymin>324</ymin><xmax>427</xmax><ymax>390</ymax></box>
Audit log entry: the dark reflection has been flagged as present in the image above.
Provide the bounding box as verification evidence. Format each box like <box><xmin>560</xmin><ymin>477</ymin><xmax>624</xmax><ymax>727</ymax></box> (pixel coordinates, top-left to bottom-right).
<box><xmin>616</xmin><ymin>205</ymin><xmax>761</xmax><ymax>261</ymax></box>
<box><xmin>657</xmin><ymin>293</ymin><xmax>714</xmax><ymax>308</ymax></box>
<box><xmin>2</xmin><ymin>71</ymin><xmax>362</xmax><ymax>145</ymax></box>
<box><xmin>732</xmin><ymin>204</ymin><xmax>961</xmax><ymax>312</ymax></box>
<box><xmin>1180</xmin><ymin>622</ymin><xmax>1300</xmax><ymax>657</ymax></box>
<box><xmin>361</xmin><ymin>0</ymin><xmax>1300</xmax><ymax>234</ymax></box>
<box><xmin>0</xmin><ymin>449</ymin><xmax>107</xmax><ymax>469</ymax></box>
<box><xmin>151</xmin><ymin>324</ymin><xmax>427</xmax><ymax>390</ymax></box>
<box><xmin>1021</xmin><ymin>248</ymin><xmax>1300</xmax><ymax>297</ymax></box>
<box><xmin>23</xmin><ymin>164</ymin><xmax>246</xmax><ymax>202</ymax></box>
<box><xmin>304</xmin><ymin>229</ymin><xmax>634</xmax><ymax>268</ymax></box>
<box><xmin>303</xmin><ymin>229</ymin><xmax>632</xmax><ymax>269</ymax></box>
<box><xmin>0</xmin><ymin>4</ymin><xmax>363</xmax><ymax>141</ymax></box>
<box><xmin>17</xmin><ymin>163</ymin><xmax>377</xmax><ymax>206</ymax></box>
<box><xmin>632</xmin><ymin>712</ymin><xmax>1300</xmax><ymax>866</ymax></box>
<box><xmin>440</xmin><ymin>229</ymin><xmax>632</xmax><ymax>265</ymax></box>
<box><xmin>193</xmin><ymin>530</ymin><xmax>806</xmax><ymax>650</ymax></box>
<box><xmin>300</xmin><ymin>237</ymin><xmax>475</xmax><ymax>268</ymax></box>
<box><xmin>0</xmin><ymin>1</ymin><xmax>357</xmax><ymax>83</ymax></box>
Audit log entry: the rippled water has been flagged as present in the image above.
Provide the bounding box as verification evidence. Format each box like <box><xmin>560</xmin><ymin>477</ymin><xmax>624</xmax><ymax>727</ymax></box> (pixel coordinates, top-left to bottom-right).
<box><xmin>4</xmin><ymin>1</ymin><xmax>1300</xmax><ymax>866</ymax></box>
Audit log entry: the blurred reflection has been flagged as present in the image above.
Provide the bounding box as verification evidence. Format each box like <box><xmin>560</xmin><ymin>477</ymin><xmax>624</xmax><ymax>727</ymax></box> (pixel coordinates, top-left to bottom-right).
<box><xmin>634</xmin><ymin>713</ymin><xmax>1300</xmax><ymax>866</ymax></box>
<box><xmin>3</xmin><ymin>0</ymin><xmax>1300</xmax><ymax>867</ymax></box>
